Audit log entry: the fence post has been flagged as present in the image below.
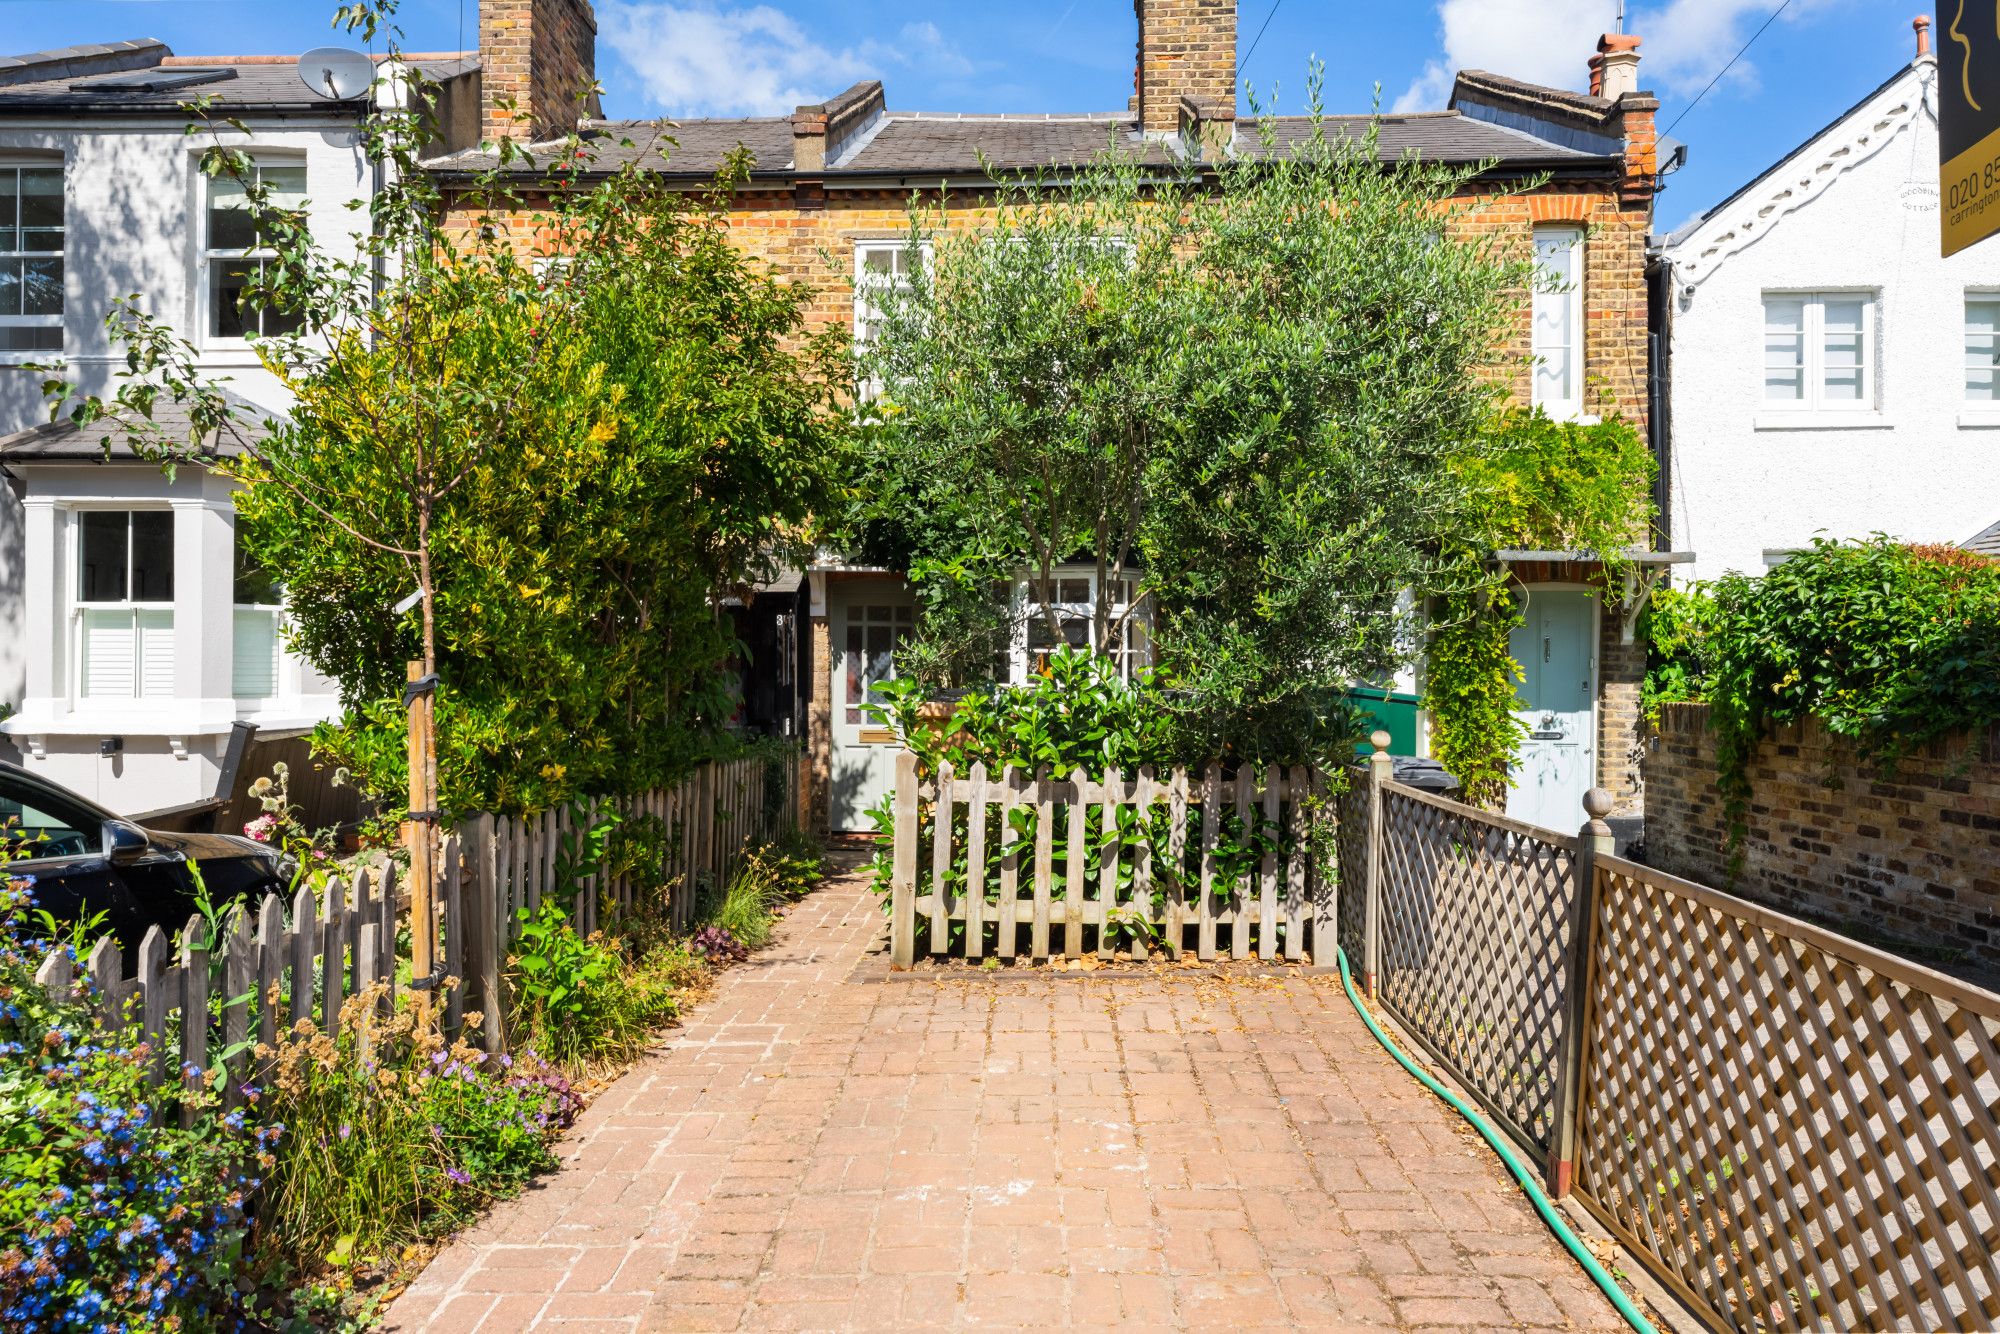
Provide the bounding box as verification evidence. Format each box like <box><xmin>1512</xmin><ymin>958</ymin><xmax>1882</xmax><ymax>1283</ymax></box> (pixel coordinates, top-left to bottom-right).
<box><xmin>890</xmin><ymin>750</ymin><xmax>919</xmax><ymax>967</ymax></box>
<box><xmin>1362</xmin><ymin>730</ymin><xmax>1392</xmax><ymax>1000</ymax></box>
<box><xmin>1548</xmin><ymin>786</ymin><xmax>1613</xmax><ymax>1199</ymax></box>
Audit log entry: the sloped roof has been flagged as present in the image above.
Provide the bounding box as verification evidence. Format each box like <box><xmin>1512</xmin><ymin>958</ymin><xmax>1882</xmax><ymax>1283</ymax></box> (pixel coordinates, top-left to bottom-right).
<box><xmin>0</xmin><ymin>397</ymin><xmax>271</xmax><ymax>465</ymax></box>
<box><xmin>424</xmin><ymin>107</ymin><xmax>1617</xmax><ymax>181</ymax></box>
<box><xmin>1657</xmin><ymin>58</ymin><xmax>1926</xmax><ymax>273</ymax></box>
<box><xmin>0</xmin><ymin>45</ymin><xmax>475</xmax><ymax>114</ymax></box>
<box><xmin>1966</xmin><ymin>518</ymin><xmax>2000</xmax><ymax>557</ymax></box>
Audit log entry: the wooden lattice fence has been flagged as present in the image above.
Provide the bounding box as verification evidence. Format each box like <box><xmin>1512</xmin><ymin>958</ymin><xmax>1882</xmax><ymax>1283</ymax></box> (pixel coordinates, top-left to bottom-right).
<box><xmin>1329</xmin><ymin>739</ymin><xmax>2000</xmax><ymax>1333</ymax></box>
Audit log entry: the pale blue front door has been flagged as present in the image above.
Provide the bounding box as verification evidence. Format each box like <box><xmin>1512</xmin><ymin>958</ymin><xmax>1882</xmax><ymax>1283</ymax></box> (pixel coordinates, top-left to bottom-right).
<box><xmin>1505</xmin><ymin>588</ymin><xmax>1596</xmax><ymax>835</ymax></box>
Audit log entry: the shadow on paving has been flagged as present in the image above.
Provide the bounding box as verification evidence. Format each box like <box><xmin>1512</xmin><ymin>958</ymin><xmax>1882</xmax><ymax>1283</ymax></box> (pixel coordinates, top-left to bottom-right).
<box><xmin>387</xmin><ymin>865</ymin><xmax>1628</xmax><ymax>1332</ymax></box>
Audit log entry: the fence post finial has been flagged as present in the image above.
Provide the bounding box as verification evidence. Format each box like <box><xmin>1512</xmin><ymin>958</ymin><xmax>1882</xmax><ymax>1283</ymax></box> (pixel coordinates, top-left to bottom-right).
<box><xmin>1363</xmin><ymin>730</ymin><xmax>1392</xmax><ymax>999</ymax></box>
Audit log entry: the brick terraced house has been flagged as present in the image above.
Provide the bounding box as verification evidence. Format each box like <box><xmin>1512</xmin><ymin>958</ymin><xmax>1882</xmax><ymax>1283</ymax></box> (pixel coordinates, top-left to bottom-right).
<box><xmin>430</xmin><ymin>0</ymin><xmax>1669</xmax><ymax>838</ymax></box>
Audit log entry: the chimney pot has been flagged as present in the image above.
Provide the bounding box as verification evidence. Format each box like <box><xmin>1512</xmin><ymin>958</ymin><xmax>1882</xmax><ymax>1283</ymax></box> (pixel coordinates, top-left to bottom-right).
<box><xmin>1914</xmin><ymin>14</ymin><xmax>1932</xmax><ymax>57</ymax></box>
<box><xmin>1596</xmin><ymin>31</ymin><xmax>1642</xmax><ymax>101</ymax></box>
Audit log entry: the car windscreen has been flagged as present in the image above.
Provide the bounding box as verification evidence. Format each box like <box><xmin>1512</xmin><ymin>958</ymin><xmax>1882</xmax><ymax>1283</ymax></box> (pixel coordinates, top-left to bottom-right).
<box><xmin>0</xmin><ymin>770</ymin><xmax>106</xmax><ymax>860</ymax></box>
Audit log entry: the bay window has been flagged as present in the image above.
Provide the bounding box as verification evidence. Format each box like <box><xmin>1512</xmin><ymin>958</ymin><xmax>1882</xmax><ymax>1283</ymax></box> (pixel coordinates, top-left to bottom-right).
<box><xmin>1763</xmin><ymin>291</ymin><xmax>1875</xmax><ymax>410</ymax></box>
<box><xmin>205</xmin><ymin>160</ymin><xmax>307</xmax><ymax>340</ymax></box>
<box><xmin>1531</xmin><ymin>226</ymin><xmax>1584</xmax><ymax>416</ymax></box>
<box><xmin>75</xmin><ymin>510</ymin><xmax>175</xmax><ymax>700</ymax></box>
<box><xmin>0</xmin><ymin>163</ymin><xmax>63</xmax><ymax>355</ymax></box>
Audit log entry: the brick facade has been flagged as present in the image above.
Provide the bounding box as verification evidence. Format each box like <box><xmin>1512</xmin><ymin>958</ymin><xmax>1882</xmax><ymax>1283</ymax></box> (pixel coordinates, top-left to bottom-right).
<box><xmin>479</xmin><ymin>0</ymin><xmax>597</xmax><ymax>143</ymax></box>
<box><xmin>436</xmin><ymin>6</ymin><xmax>1662</xmax><ymax>831</ymax></box>
<box><xmin>1644</xmin><ymin>703</ymin><xmax>2000</xmax><ymax>984</ymax></box>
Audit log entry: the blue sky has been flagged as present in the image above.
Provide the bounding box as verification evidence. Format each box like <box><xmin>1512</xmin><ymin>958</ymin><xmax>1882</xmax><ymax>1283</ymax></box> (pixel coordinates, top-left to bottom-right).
<box><xmin>0</xmin><ymin>0</ymin><xmax>1910</xmax><ymax>229</ymax></box>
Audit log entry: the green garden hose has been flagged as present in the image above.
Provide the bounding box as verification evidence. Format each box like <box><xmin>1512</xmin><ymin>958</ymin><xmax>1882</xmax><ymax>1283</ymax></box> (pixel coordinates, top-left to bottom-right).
<box><xmin>1334</xmin><ymin>948</ymin><xmax>1658</xmax><ymax>1334</ymax></box>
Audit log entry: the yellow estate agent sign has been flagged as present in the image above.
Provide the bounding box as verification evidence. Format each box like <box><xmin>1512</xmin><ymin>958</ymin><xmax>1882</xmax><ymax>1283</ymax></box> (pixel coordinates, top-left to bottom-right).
<box><xmin>1942</xmin><ymin>3</ymin><xmax>2000</xmax><ymax>255</ymax></box>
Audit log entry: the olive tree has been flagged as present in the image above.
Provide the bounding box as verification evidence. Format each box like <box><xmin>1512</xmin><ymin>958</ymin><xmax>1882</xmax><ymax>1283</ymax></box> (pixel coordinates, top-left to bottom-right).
<box><xmin>853</xmin><ymin>77</ymin><xmax>1535</xmax><ymax>760</ymax></box>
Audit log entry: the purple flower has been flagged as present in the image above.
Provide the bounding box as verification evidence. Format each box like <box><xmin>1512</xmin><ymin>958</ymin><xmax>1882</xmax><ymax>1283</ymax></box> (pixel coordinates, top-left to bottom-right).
<box><xmin>445</xmin><ymin>1166</ymin><xmax>471</xmax><ymax>1186</ymax></box>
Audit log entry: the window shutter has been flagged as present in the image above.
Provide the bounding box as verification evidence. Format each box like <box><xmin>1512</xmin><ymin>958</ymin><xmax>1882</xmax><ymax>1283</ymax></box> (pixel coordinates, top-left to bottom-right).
<box><xmin>137</xmin><ymin>610</ymin><xmax>174</xmax><ymax>697</ymax></box>
<box><xmin>81</xmin><ymin>609</ymin><xmax>134</xmax><ymax>698</ymax></box>
<box><xmin>232</xmin><ymin>608</ymin><xmax>278</xmax><ymax>698</ymax></box>
<box><xmin>80</xmin><ymin>608</ymin><xmax>175</xmax><ymax>698</ymax></box>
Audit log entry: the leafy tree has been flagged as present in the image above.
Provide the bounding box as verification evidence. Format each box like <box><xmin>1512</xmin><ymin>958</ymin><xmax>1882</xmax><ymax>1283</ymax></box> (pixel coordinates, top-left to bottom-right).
<box><xmin>852</xmin><ymin>78</ymin><xmax>1541</xmax><ymax>763</ymax></box>
<box><xmin>44</xmin><ymin>2</ymin><xmax>849</xmax><ymax>815</ymax></box>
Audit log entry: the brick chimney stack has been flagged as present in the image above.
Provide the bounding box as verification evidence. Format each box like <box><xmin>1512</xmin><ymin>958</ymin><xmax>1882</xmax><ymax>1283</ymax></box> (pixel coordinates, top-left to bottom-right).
<box><xmin>1133</xmin><ymin>0</ymin><xmax>1237</xmax><ymax>136</ymax></box>
<box><xmin>479</xmin><ymin>0</ymin><xmax>599</xmax><ymax>143</ymax></box>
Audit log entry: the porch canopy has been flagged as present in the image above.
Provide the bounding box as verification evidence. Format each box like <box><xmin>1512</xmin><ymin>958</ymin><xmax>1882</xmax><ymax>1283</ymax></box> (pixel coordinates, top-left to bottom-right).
<box><xmin>1492</xmin><ymin>547</ymin><xmax>1695</xmax><ymax>643</ymax></box>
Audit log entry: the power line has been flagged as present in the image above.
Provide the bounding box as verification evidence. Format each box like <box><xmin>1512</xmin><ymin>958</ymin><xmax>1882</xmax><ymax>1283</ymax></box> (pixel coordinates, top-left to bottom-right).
<box><xmin>1663</xmin><ymin>0</ymin><xmax>1794</xmax><ymax>136</ymax></box>
<box><xmin>1237</xmin><ymin>0</ymin><xmax>1284</xmax><ymax>80</ymax></box>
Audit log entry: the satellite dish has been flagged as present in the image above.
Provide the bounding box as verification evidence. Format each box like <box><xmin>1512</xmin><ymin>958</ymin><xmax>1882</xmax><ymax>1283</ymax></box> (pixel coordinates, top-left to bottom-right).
<box><xmin>298</xmin><ymin>47</ymin><xmax>375</xmax><ymax>101</ymax></box>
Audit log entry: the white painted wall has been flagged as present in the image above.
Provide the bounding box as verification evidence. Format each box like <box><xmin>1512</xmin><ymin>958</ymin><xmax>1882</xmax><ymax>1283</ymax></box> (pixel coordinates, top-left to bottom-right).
<box><xmin>0</xmin><ymin>113</ymin><xmax>366</xmax><ymax>812</ymax></box>
<box><xmin>1659</xmin><ymin>55</ymin><xmax>2000</xmax><ymax>584</ymax></box>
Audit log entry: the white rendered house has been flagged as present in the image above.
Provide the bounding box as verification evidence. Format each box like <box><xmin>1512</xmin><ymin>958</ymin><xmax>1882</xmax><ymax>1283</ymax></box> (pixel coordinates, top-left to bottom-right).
<box><xmin>0</xmin><ymin>40</ymin><xmax>477</xmax><ymax>813</ymax></box>
<box><xmin>1654</xmin><ymin>29</ymin><xmax>2000</xmax><ymax>584</ymax></box>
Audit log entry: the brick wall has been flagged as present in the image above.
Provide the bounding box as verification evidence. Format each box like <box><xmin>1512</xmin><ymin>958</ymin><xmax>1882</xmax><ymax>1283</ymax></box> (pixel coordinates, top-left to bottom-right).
<box><xmin>480</xmin><ymin>0</ymin><xmax>597</xmax><ymax>143</ymax></box>
<box><xmin>1645</xmin><ymin>702</ymin><xmax>2000</xmax><ymax>982</ymax></box>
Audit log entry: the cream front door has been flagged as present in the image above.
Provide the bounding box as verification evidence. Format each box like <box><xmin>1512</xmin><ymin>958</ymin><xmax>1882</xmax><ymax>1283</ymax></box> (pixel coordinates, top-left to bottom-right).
<box><xmin>829</xmin><ymin>583</ymin><xmax>914</xmax><ymax>832</ymax></box>
<box><xmin>1505</xmin><ymin>587</ymin><xmax>1596</xmax><ymax>835</ymax></box>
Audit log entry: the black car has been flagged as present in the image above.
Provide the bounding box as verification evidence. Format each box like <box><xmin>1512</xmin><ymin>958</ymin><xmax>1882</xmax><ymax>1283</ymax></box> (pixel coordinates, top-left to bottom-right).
<box><xmin>1</xmin><ymin>761</ymin><xmax>289</xmax><ymax>953</ymax></box>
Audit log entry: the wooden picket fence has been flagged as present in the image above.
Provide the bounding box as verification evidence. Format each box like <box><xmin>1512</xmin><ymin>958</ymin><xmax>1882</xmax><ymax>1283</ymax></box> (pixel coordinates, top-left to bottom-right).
<box><xmin>29</xmin><ymin>851</ymin><xmax>462</xmax><ymax>1121</ymax></box>
<box><xmin>456</xmin><ymin>751</ymin><xmax>807</xmax><ymax>1050</ymax></box>
<box><xmin>887</xmin><ymin>751</ymin><xmax>1332</xmax><ymax>965</ymax></box>
<box><xmin>20</xmin><ymin>748</ymin><xmax>809</xmax><ymax>1103</ymax></box>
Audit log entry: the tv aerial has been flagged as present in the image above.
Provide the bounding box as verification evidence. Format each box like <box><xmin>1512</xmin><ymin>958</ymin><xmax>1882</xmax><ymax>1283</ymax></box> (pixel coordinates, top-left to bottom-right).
<box><xmin>298</xmin><ymin>46</ymin><xmax>375</xmax><ymax>100</ymax></box>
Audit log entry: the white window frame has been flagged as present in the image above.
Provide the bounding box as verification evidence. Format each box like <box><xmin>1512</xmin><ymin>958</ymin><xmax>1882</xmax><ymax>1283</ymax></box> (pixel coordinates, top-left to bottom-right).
<box><xmin>69</xmin><ymin>507</ymin><xmax>177</xmax><ymax>705</ymax></box>
<box><xmin>1966</xmin><ymin>292</ymin><xmax>2000</xmax><ymax>404</ymax></box>
<box><xmin>1760</xmin><ymin>289</ymin><xmax>1878</xmax><ymax>413</ymax></box>
<box><xmin>200</xmin><ymin>156</ymin><xmax>307</xmax><ymax>348</ymax></box>
<box><xmin>853</xmin><ymin>239</ymin><xmax>927</xmax><ymax>401</ymax></box>
<box><xmin>1531</xmin><ymin>226</ymin><xmax>1585</xmax><ymax>419</ymax></box>
<box><xmin>0</xmin><ymin>160</ymin><xmax>64</xmax><ymax>362</ymax></box>
<box><xmin>1006</xmin><ymin>567</ymin><xmax>1151</xmax><ymax>685</ymax></box>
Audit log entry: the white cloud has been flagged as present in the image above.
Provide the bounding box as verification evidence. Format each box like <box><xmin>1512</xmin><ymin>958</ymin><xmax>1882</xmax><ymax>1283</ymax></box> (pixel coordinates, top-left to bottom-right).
<box><xmin>599</xmin><ymin>3</ymin><xmax>974</xmax><ymax>117</ymax></box>
<box><xmin>1391</xmin><ymin>0</ymin><xmax>1833</xmax><ymax>113</ymax></box>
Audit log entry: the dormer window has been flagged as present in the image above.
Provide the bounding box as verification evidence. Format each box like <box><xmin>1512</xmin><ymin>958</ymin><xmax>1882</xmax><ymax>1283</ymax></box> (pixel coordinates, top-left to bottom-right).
<box><xmin>0</xmin><ymin>164</ymin><xmax>63</xmax><ymax>356</ymax></box>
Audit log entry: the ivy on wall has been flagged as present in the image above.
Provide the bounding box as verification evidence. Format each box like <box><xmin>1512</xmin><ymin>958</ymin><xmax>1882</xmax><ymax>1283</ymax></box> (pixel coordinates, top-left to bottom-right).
<box><xmin>1640</xmin><ymin>536</ymin><xmax>2000</xmax><ymax>867</ymax></box>
<box><xmin>1421</xmin><ymin>405</ymin><xmax>1658</xmax><ymax>805</ymax></box>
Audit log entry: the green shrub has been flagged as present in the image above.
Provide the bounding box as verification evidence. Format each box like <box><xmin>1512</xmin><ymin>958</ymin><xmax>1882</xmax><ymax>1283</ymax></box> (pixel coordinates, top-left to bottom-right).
<box><xmin>1645</xmin><ymin>538</ymin><xmax>2000</xmax><ymax>863</ymax></box>
<box><xmin>506</xmin><ymin>900</ymin><xmax>691</xmax><ymax>1073</ymax></box>
<box><xmin>253</xmin><ymin>984</ymin><xmax>581</xmax><ymax>1269</ymax></box>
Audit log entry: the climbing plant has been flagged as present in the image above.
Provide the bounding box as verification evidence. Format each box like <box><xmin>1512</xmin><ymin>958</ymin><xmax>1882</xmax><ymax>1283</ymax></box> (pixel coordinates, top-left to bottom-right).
<box><xmin>1420</xmin><ymin>406</ymin><xmax>1657</xmax><ymax>804</ymax></box>
<box><xmin>1640</xmin><ymin>537</ymin><xmax>2000</xmax><ymax>867</ymax></box>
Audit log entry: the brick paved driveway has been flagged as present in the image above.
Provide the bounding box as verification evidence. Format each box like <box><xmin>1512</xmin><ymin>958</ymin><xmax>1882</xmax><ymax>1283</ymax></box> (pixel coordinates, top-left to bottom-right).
<box><xmin>388</xmin><ymin>864</ymin><xmax>1624</xmax><ymax>1332</ymax></box>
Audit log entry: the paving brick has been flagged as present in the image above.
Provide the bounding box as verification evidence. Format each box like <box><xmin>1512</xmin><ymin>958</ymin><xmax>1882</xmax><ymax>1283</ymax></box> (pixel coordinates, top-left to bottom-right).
<box><xmin>386</xmin><ymin>865</ymin><xmax>1625</xmax><ymax>1331</ymax></box>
